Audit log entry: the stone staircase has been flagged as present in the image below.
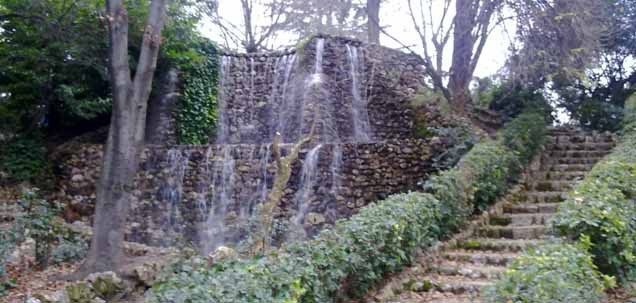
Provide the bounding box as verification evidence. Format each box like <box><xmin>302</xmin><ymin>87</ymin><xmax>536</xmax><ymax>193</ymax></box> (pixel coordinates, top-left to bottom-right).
<box><xmin>366</xmin><ymin>128</ymin><xmax>615</xmax><ymax>303</ymax></box>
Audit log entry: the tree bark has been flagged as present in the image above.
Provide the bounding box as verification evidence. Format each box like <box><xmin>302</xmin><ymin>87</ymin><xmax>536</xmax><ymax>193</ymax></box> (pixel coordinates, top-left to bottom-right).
<box><xmin>367</xmin><ymin>0</ymin><xmax>380</xmax><ymax>44</ymax></box>
<box><xmin>448</xmin><ymin>0</ymin><xmax>475</xmax><ymax>115</ymax></box>
<box><xmin>79</xmin><ymin>0</ymin><xmax>167</xmax><ymax>275</ymax></box>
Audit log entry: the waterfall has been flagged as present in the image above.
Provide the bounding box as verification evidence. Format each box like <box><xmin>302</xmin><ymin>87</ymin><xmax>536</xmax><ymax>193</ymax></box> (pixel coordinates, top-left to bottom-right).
<box><xmin>216</xmin><ymin>56</ymin><xmax>233</xmax><ymax>144</ymax></box>
<box><xmin>330</xmin><ymin>144</ymin><xmax>343</xmax><ymax>196</ymax></box>
<box><xmin>161</xmin><ymin>149</ymin><xmax>190</xmax><ymax>240</ymax></box>
<box><xmin>201</xmin><ymin>146</ymin><xmax>236</xmax><ymax>253</ymax></box>
<box><xmin>346</xmin><ymin>45</ymin><xmax>373</xmax><ymax>142</ymax></box>
<box><xmin>288</xmin><ymin>144</ymin><xmax>323</xmax><ymax>239</ymax></box>
<box><xmin>275</xmin><ymin>54</ymin><xmax>298</xmax><ymax>142</ymax></box>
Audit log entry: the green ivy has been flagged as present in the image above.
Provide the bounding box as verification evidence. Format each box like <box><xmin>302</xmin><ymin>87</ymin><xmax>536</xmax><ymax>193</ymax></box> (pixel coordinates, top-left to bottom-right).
<box><xmin>177</xmin><ymin>41</ymin><xmax>220</xmax><ymax>145</ymax></box>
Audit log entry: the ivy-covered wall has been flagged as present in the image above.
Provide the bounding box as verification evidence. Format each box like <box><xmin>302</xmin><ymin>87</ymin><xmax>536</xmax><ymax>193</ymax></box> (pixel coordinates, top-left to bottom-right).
<box><xmin>177</xmin><ymin>43</ymin><xmax>220</xmax><ymax>145</ymax></box>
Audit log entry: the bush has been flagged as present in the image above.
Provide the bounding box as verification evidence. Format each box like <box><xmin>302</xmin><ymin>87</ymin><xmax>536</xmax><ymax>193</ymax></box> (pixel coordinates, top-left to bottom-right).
<box><xmin>0</xmin><ymin>134</ymin><xmax>50</xmax><ymax>185</ymax></box>
<box><xmin>488</xmin><ymin>84</ymin><xmax>552</xmax><ymax>122</ymax></box>
<box><xmin>501</xmin><ymin>111</ymin><xmax>547</xmax><ymax>165</ymax></box>
<box><xmin>553</xmin><ymin>119</ymin><xmax>636</xmax><ymax>282</ymax></box>
<box><xmin>484</xmin><ymin>241</ymin><xmax>612</xmax><ymax>303</ymax></box>
<box><xmin>149</xmin><ymin>112</ymin><xmax>548</xmax><ymax>303</ymax></box>
<box><xmin>149</xmin><ymin>192</ymin><xmax>442</xmax><ymax>303</ymax></box>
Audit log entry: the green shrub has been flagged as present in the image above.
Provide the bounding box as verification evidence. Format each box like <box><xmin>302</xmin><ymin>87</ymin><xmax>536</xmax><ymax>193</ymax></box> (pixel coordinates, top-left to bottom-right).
<box><xmin>501</xmin><ymin>111</ymin><xmax>547</xmax><ymax>165</ymax></box>
<box><xmin>553</xmin><ymin>122</ymin><xmax>636</xmax><ymax>282</ymax></box>
<box><xmin>459</xmin><ymin>141</ymin><xmax>519</xmax><ymax>212</ymax></box>
<box><xmin>484</xmin><ymin>241</ymin><xmax>612</xmax><ymax>303</ymax></box>
<box><xmin>0</xmin><ymin>134</ymin><xmax>50</xmax><ymax>185</ymax></box>
<box><xmin>421</xmin><ymin>169</ymin><xmax>472</xmax><ymax>235</ymax></box>
<box><xmin>50</xmin><ymin>235</ymin><xmax>89</xmax><ymax>265</ymax></box>
<box><xmin>149</xmin><ymin>193</ymin><xmax>441</xmax><ymax>303</ymax></box>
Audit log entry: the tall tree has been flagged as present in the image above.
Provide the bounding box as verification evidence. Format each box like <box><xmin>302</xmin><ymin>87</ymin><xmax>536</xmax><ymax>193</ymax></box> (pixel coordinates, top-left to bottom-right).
<box><xmin>204</xmin><ymin>0</ymin><xmax>286</xmax><ymax>52</ymax></box>
<box><xmin>367</xmin><ymin>0</ymin><xmax>380</xmax><ymax>44</ymax></box>
<box><xmin>80</xmin><ymin>0</ymin><xmax>168</xmax><ymax>273</ymax></box>
<box><xmin>278</xmin><ymin>0</ymin><xmax>368</xmax><ymax>41</ymax></box>
<box><xmin>406</xmin><ymin>0</ymin><xmax>504</xmax><ymax>114</ymax></box>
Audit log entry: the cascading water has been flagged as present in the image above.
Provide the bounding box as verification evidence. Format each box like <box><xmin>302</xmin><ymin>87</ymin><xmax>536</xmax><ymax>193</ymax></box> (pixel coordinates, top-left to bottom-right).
<box><xmin>197</xmin><ymin>38</ymin><xmax>377</xmax><ymax>250</ymax></box>
<box><xmin>274</xmin><ymin>54</ymin><xmax>298</xmax><ymax>142</ymax></box>
<box><xmin>160</xmin><ymin>149</ymin><xmax>190</xmax><ymax>242</ymax></box>
<box><xmin>215</xmin><ymin>56</ymin><xmax>233</xmax><ymax>144</ymax></box>
<box><xmin>288</xmin><ymin>144</ymin><xmax>323</xmax><ymax>240</ymax></box>
<box><xmin>201</xmin><ymin>146</ymin><xmax>235</xmax><ymax>253</ymax></box>
<box><xmin>346</xmin><ymin>45</ymin><xmax>373</xmax><ymax>142</ymax></box>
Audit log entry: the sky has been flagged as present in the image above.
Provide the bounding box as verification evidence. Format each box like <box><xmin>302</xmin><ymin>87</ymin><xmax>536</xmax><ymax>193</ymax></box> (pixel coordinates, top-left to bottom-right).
<box><xmin>199</xmin><ymin>0</ymin><xmax>517</xmax><ymax>78</ymax></box>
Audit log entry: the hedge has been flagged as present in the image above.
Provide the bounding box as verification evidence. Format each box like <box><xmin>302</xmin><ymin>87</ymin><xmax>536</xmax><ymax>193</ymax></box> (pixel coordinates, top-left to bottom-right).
<box><xmin>484</xmin><ymin>241</ymin><xmax>611</xmax><ymax>303</ymax></box>
<box><xmin>148</xmin><ymin>111</ymin><xmax>548</xmax><ymax>303</ymax></box>
<box><xmin>487</xmin><ymin>94</ymin><xmax>636</xmax><ymax>301</ymax></box>
<box><xmin>553</xmin><ymin>94</ymin><xmax>636</xmax><ymax>282</ymax></box>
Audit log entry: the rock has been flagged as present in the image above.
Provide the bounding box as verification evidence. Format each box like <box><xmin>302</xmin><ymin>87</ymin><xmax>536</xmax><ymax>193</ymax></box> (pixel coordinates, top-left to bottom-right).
<box><xmin>71</xmin><ymin>175</ymin><xmax>84</xmax><ymax>182</ymax></box>
<box><xmin>86</xmin><ymin>271</ymin><xmax>124</xmax><ymax>300</ymax></box>
<box><xmin>305</xmin><ymin>212</ymin><xmax>326</xmax><ymax>225</ymax></box>
<box><xmin>207</xmin><ymin>246</ymin><xmax>238</xmax><ymax>265</ymax></box>
<box><xmin>33</xmin><ymin>290</ymin><xmax>70</xmax><ymax>303</ymax></box>
<box><xmin>66</xmin><ymin>282</ymin><xmax>95</xmax><ymax>303</ymax></box>
<box><xmin>8</xmin><ymin>237</ymin><xmax>36</xmax><ymax>266</ymax></box>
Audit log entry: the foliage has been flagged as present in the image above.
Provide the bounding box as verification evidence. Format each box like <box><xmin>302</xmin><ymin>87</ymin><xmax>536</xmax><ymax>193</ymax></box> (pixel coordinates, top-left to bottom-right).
<box><xmin>553</xmin><ymin>117</ymin><xmax>636</xmax><ymax>282</ymax></box>
<box><xmin>177</xmin><ymin>42</ymin><xmax>220</xmax><ymax>144</ymax></box>
<box><xmin>460</xmin><ymin>141</ymin><xmax>519</xmax><ymax>212</ymax></box>
<box><xmin>0</xmin><ymin>0</ymin><xmax>209</xmax><ymax>137</ymax></box>
<box><xmin>501</xmin><ymin>110</ymin><xmax>548</xmax><ymax>165</ymax></box>
<box><xmin>50</xmin><ymin>235</ymin><xmax>89</xmax><ymax>265</ymax></box>
<box><xmin>0</xmin><ymin>210</ymin><xmax>22</xmax><ymax>297</ymax></box>
<box><xmin>488</xmin><ymin>83</ymin><xmax>552</xmax><ymax>123</ymax></box>
<box><xmin>149</xmin><ymin>192</ymin><xmax>442</xmax><ymax>303</ymax></box>
<box><xmin>15</xmin><ymin>189</ymin><xmax>61</xmax><ymax>267</ymax></box>
<box><xmin>427</xmin><ymin>124</ymin><xmax>480</xmax><ymax>170</ymax></box>
<box><xmin>149</xmin><ymin>112</ymin><xmax>548</xmax><ymax>302</ymax></box>
<box><xmin>484</xmin><ymin>241</ymin><xmax>612</xmax><ymax>303</ymax></box>
<box><xmin>0</xmin><ymin>134</ymin><xmax>51</xmax><ymax>185</ymax></box>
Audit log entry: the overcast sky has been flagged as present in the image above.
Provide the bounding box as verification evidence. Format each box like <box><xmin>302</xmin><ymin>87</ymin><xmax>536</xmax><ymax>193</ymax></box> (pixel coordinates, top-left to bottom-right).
<box><xmin>199</xmin><ymin>0</ymin><xmax>516</xmax><ymax>78</ymax></box>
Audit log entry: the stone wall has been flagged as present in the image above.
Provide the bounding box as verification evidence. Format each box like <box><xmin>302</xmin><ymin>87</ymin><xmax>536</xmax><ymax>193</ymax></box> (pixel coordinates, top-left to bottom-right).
<box><xmin>151</xmin><ymin>35</ymin><xmax>426</xmax><ymax>144</ymax></box>
<box><xmin>55</xmin><ymin>137</ymin><xmax>447</xmax><ymax>245</ymax></box>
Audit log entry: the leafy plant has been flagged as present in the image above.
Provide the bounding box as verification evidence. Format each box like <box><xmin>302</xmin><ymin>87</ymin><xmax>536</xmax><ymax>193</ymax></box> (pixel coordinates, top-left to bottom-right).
<box><xmin>484</xmin><ymin>241</ymin><xmax>612</xmax><ymax>303</ymax></box>
<box><xmin>552</xmin><ymin>119</ymin><xmax>636</xmax><ymax>282</ymax></box>
<box><xmin>177</xmin><ymin>42</ymin><xmax>220</xmax><ymax>145</ymax></box>
<box><xmin>0</xmin><ymin>134</ymin><xmax>50</xmax><ymax>185</ymax></box>
<box><xmin>15</xmin><ymin>189</ymin><xmax>60</xmax><ymax>267</ymax></box>
<box><xmin>50</xmin><ymin>235</ymin><xmax>89</xmax><ymax>265</ymax></box>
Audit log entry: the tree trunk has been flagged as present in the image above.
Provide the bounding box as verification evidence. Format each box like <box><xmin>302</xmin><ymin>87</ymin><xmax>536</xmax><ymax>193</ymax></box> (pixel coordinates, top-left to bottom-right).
<box><xmin>79</xmin><ymin>0</ymin><xmax>167</xmax><ymax>275</ymax></box>
<box><xmin>367</xmin><ymin>0</ymin><xmax>380</xmax><ymax>44</ymax></box>
<box><xmin>448</xmin><ymin>0</ymin><xmax>475</xmax><ymax>115</ymax></box>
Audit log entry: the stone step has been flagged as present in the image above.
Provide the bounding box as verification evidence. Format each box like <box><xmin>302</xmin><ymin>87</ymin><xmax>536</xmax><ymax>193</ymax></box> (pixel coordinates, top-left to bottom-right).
<box><xmin>431</xmin><ymin>298</ymin><xmax>481</xmax><ymax>303</ymax></box>
<box><xmin>431</xmin><ymin>260</ymin><xmax>505</xmax><ymax>279</ymax></box>
<box><xmin>545</xmin><ymin>142</ymin><xmax>615</xmax><ymax>151</ymax></box>
<box><xmin>536</xmin><ymin>171</ymin><xmax>588</xmax><ymax>181</ymax></box>
<box><xmin>455</xmin><ymin>238</ymin><xmax>544</xmax><ymax>253</ymax></box>
<box><xmin>503</xmin><ymin>203</ymin><xmax>561</xmax><ymax>214</ymax></box>
<box><xmin>476</xmin><ymin>225</ymin><xmax>548</xmax><ymax>239</ymax></box>
<box><xmin>442</xmin><ymin>250</ymin><xmax>519</xmax><ymax>266</ymax></box>
<box><xmin>519</xmin><ymin>192</ymin><xmax>566</xmax><ymax>204</ymax></box>
<box><xmin>549</xmin><ymin>150</ymin><xmax>610</xmax><ymax>159</ymax></box>
<box><xmin>552</xmin><ymin>157</ymin><xmax>602</xmax><ymax>165</ymax></box>
<box><xmin>547</xmin><ymin>163</ymin><xmax>595</xmax><ymax>172</ymax></box>
<box><xmin>528</xmin><ymin>180</ymin><xmax>576</xmax><ymax>192</ymax></box>
<box><xmin>489</xmin><ymin>213</ymin><xmax>554</xmax><ymax>226</ymax></box>
<box><xmin>420</xmin><ymin>274</ymin><xmax>492</xmax><ymax>295</ymax></box>
<box><xmin>546</xmin><ymin>134</ymin><xmax>614</xmax><ymax>144</ymax></box>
